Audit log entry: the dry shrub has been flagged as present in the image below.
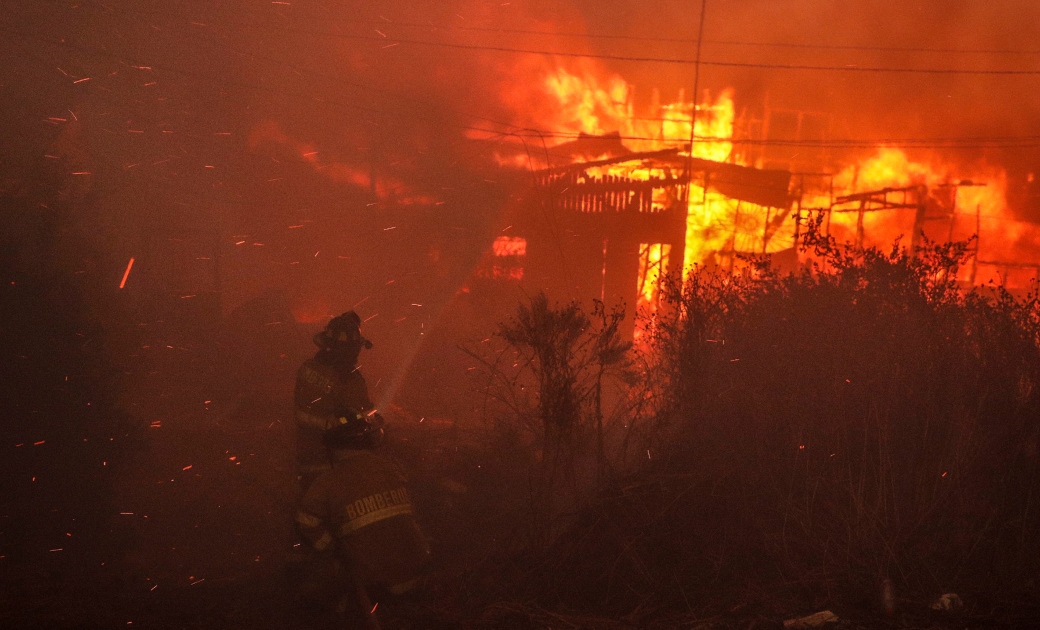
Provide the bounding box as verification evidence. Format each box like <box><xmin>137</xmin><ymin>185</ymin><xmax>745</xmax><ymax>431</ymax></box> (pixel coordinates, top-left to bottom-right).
<box><xmin>461</xmin><ymin>293</ymin><xmax>642</xmax><ymax>552</ymax></box>
<box><xmin>494</xmin><ymin>221</ymin><xmax>1040</xmax><ymax>617</ymax></box>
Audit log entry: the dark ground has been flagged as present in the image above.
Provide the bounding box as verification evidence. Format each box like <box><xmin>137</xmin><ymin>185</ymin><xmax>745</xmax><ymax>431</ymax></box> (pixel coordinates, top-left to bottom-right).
<box><xmin>2</xmin><ymin>306</ymin><xmax>1037</xmax><ymax>630</ymax></box>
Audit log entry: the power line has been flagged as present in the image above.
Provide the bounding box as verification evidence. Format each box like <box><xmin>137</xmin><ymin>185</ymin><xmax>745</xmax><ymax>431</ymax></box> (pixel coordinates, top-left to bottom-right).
<box><xmin>686</xmin><ymin>0</ymin><xmax>708</xmax><ymax>183</ymax></box>
<box><xmin>342</xmin><ymin>20</ymin><xmax>1040</xmax><ymax>57</ymax></box>
<box><xmin>506</xmin><ymin>130</ymin><xmax>1040</xmax><ymax>149</ymax></box>
<box><xmin>5</xmin><ymin>23</ymin><xmax>1040</xmax><ymax>152</ymax></box>
<box><xmin>50</xmin><ymin>2</ymin><xmax>1040</xmax><ymax>77</ymax></box>
<box><xmin>2</xmin><ymin>2</ymin><xmax>545</xmax><ymax>149</ymax></box>
<box><xmin>0</xmin><ymin>29</ymin><xmax>555</xmax><ymax>220</ymax></box>
<box><xmin>11</xmin><ymin>5</ymin><xmax>1036</xmax><ymax>254</ymax></box>
<box><xmin>3</xmin><ymin>8</ymin><xmax>537</xmax><ymax>136</ymax></box>
<box><xmin>304</xmin><ymin>34</ymin><xmax>1040</xmax><ymax>76</ymax></box>
<box><xmin>0</xmin><ymin>25</ymin><xmax>523</xmax><ymax>141</ymax></box>
<box><xmin>107</xmin><ymin>1</ymin><xmax>1040</xmax><ymax>57</ymax></box>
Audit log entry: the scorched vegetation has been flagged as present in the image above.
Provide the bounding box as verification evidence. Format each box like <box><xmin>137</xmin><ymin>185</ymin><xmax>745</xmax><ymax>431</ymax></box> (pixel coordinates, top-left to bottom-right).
<box><xmin>457</xmin><ymin>221</ymin><xmax>1040</xmax><ymax>627</ymax></box>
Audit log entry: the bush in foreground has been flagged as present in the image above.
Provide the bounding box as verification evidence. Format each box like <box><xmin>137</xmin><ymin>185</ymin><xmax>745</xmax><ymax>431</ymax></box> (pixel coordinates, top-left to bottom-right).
<box><xmin>482</xmin><ymin>228</ymin><xmax>1040</xmax><ymax>620</ymax></box>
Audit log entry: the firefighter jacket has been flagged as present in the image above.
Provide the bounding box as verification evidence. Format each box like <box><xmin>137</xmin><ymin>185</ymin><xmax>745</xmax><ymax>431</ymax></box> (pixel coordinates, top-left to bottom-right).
<box><xmin>294</xmin><ymin>449</ymin><xmax>431</xmax><ymax>594</ymax></box>
<box><xmin>293</xmin><ymin>357</ymin><xmax>373</xmax><ymax>487</ymax></box>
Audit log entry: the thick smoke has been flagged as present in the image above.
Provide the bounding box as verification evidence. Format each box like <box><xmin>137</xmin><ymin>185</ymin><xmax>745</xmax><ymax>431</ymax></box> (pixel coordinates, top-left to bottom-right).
<box><xmin>4</xmin><ymin>0</ymin><xmax>1040</xmax><ymax>621</ymax></box>
<box><xmin>584</xmin><ymin>1</ymin><xmax>1040</xmax><ymax>216</ymax></box>
<box><xmin>575</xmin><ymin>0</ymin><xmax>1040</xmax><ymax>134</ymax></box>
<box><xmin>354</xmin><ymin>0</ymin><xmax>1040</xmax><ymax>216</ymax></box>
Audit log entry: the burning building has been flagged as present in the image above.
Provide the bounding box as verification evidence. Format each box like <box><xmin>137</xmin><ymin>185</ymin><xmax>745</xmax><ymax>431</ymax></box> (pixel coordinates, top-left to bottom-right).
<box><xmin>471</xmin><ymin>68</ymin><xmax>1040</xmax><ymax>333</ymax></box>
<box><xmin>492</xmin><ymin>135</ymin><xmax>793</xmax><ymax>339</ymax></box>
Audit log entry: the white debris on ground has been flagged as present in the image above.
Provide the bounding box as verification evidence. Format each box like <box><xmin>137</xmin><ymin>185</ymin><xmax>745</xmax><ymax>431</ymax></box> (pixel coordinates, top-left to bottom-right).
<box><xmin>782</xmin><ymin>610</ymin><xmax>839</xmax><ymax>629</ymax></box>
<box><xmin>931</xmin><ymin>593</ymin><xmax>964</xmax><ymax>611</ymax></box>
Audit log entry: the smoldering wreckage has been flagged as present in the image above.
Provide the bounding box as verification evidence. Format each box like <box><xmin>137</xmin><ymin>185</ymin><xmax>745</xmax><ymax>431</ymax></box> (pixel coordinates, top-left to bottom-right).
<box><xmin>4</xmin><ymin>0</ymin><xmax>1040</xmax><ymax>628</ymax></box>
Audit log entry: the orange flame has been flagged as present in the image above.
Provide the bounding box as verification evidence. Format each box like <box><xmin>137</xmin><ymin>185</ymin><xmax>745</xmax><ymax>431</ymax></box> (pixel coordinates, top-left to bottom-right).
<box><xmin>808</xmin><ymin>148</ymin><xmax>1027</xmax><ymax>285</ymax></box>
<box><xmin>500</xmin><ymin>60</ymin><xmax>1040</xmax><ymax>287</ymax></box>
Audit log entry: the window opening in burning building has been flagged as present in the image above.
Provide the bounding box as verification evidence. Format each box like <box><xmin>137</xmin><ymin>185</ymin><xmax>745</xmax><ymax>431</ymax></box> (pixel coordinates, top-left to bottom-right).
<box><xmin>636</xmin><ymin>243</ymin><xmax>670</xmax><ymax>312</ymax></box>
<box><xmin>485</xmin><ymin>235</ymin><xmax>526</xmax><ymax>280</ymax></box>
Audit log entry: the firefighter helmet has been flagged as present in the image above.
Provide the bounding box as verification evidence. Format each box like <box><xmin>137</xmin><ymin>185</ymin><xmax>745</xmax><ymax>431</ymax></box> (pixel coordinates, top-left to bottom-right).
<box><xmin>323</xmin><ymin>407</ymin><xmax>385</xmax><ymax>450</ymax></box>
<box><xmin>313</xmin><ymin>310</ymin><xmax>373</xmax><ymax>350</ymax></box>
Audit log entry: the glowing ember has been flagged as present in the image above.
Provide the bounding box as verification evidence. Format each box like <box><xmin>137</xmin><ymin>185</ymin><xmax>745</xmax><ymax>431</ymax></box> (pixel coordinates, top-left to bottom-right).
<box><xmin>119</xmin><ymin>257</ymin><xmax>135</xmax><ymax>289</ymax></box>
<box><xmin>493</xmin><ymin>236</ymin><xmax>527</xmax><ymax>257</ymax></box>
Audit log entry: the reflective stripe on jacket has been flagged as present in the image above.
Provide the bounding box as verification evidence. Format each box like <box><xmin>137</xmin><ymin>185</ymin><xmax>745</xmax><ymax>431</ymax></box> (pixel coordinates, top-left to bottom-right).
<box><xmin>295</xmin><ymin>449</ymin><xmax>430</xmax><ymax>590</ymax></box>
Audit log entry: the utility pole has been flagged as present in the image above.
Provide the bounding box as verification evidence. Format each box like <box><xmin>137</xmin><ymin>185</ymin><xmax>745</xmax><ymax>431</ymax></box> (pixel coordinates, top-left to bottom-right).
<box><xmin>910</xmin><ymin>185</ymin><xmax>928</xmax><ymax>252</ymax></box>
<box><xmin>970</xmin><ymin>203</ymin><xmax>981</xmax><ymax>284</ymax></box>
<box><xmin>686</xmin><ymin>0</ymin><xmax>709</xmax><ymax>160</ymax></box>
<box><xmin>856</xmin><ymin>199</ymin><xmax>866</xmax><ymax>249</ymax></box>
<box><xmin>681</xmin><ymin>0</ymin><xmax>708</xmax><ymax>273</ymax></box>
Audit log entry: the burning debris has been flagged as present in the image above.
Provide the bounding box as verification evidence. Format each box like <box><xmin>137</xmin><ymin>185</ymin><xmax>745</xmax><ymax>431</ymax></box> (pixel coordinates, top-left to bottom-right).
<box><xmin>489</xmin><ymin>67</ymin><xmax>1038</xmax><ymax>313</ymax></box>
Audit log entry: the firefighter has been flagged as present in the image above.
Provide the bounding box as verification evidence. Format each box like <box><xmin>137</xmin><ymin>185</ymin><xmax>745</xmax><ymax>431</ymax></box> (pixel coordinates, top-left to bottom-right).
<box><xmin>294</xmin><ymin>310</ymin><xmax>375</xmax><ymax>491</ymax></box>
<box><xmin>295</xmin><ymin>409</ymin><xmax>432</xmax><ymax>627</ymax></box>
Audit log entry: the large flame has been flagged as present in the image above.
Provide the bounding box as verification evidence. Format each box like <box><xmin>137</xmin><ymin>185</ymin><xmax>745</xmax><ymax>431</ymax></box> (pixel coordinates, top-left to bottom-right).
<box><xmin>541</xmin><ymin>65</ymin><xmax>631</xmax><ymax>137</ymax></box>
<box><xmin>515</xmin><ymin>64</ymin><xmax>776</xmax><ymax>274</ymax></box>
<box><xmin>500</xmin><ymin>60</ymin><xmax>1040</xmax><ymax>288</ymax></box>
<box><xmin>808</xmin><ymin>148</ymin><xmax>1029</xmax><ymax>285</ymax></box>
<box><xmin>536</xmin><ymin>64</ymin><xmax>736</xmax><ymax>163</ymax></box>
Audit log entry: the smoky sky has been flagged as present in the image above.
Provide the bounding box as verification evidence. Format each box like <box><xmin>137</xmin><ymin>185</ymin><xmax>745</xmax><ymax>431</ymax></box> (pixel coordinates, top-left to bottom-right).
<box><xmin>304</xmin><ymin>0</ymin><xmax>1040</xmax><ymax>179</ymax></box>
<box><xmin>610</xmin><ymin>1</ymin><xmax>1039</xmax><ymax>141</ymax></box>
<box><xmin>13</xmin><ymin>2</ymin><xmax>1037</xmax><ymax>156</ymax></box>
<box><xmin>4</xmin><ymin>0</ymin><xmax>1040</xmax><ymax>209</ymax></box>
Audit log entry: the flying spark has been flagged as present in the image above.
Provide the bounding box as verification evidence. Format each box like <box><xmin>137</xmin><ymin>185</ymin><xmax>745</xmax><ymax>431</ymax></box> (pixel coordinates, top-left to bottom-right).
<box><xmin>119</xmin><ymin>258</ymin><xmax>135</xmax><ymax>289</ymax></box>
